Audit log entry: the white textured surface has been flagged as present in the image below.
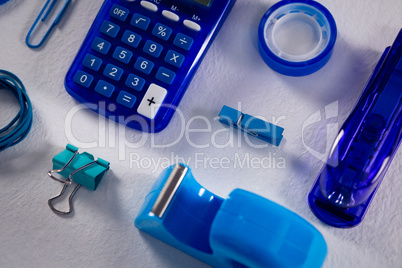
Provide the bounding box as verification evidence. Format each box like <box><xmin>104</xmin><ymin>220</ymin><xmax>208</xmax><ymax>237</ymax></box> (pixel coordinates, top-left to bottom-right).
<box><xmin>0</xmin><ymin>0</ymin><xmax>402</xmax><ymax>267</ymax></box>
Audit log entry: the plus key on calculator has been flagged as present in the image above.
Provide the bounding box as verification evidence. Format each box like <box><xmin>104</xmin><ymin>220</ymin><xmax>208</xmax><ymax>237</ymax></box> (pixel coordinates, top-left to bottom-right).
<box><xmin>65</xmin><ymin>0</ymin><xmax>236</xmax><ymax>132</ymax></box>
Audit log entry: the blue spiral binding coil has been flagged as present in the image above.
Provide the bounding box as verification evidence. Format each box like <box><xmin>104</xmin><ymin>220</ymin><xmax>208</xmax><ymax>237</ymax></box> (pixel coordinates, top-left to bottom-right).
<box><xmin>0</xmin><ymin>70</ymin><xmax>33</xmax><ymax>152</ymax></box>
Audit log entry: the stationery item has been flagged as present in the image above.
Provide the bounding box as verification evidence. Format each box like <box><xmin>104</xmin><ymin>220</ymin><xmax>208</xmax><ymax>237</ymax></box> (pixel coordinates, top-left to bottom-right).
<box><xmin>0</xmin><ymin>0</ymin><xmax>10</xmax><ymax>5</ymax></box>
<box><xmin>47</xmin><ymin>144</ymin><xmax>110</xmax><ymax>215</ymax></box>
<box><xmin>258</xmin><ymin>0</ymin><xmax>337</xmax><ymax>76</ymax></box>
<box><xmin>308</xmin><ymin>29</ymin><xmax>402</xmax><ymax>228</ymax></box>
<box><xmin>218</xmin><ymin>105</ymin><xmax>284</xmax><ymax>146</ymax></box>
<box><xmin>65</xmin><ymin>0</ymin><xmax>236</xmax><ymax>133</ymax></box>
<box><xmin>26</xmin><ymin>0</ymin><xmax>72</xmax><ymax>48</ymax></box>
<box><xmin>0</xmin><ymin>70</ymin><xmax>33</xmax><ymax>152</ymax></box>
<box><xmin>136</xmin><ymin>164</ymin><xmax>327</xmax><ymax>268</ymax></box>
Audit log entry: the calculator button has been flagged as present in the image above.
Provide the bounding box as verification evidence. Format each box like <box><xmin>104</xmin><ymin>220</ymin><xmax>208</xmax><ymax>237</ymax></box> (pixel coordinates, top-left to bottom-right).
<box><xmin>113</xmin><ymin>47</ymin><xmax>133</xmax><ymax>64</ymax></box>
<box><xmin>143</xmin><ymin>40</ymin><xmax>163</xmax><ymax>58</ymax></box>
<box><xmin>74</xmin><ymin>71</ymin><xmax>93</xmax><ymax>88</ymax></box>
<box><xmin>183</xmin><ymin>20</ymin><xmax>201</xmax><ymax>32</ymax></box>
<box><xmin>140</xmin><ymin>1</ymin><xmax>158</xmax><ymax>12</ymax></box>
<box><xmin>162</xmin><ymin>10</ymin><xmax>179</xmax><ymax>22</ymax></box>
<box><xmin>173</xmin><ymin>33</ymin><xmax>194</xmax><ymax>51</ymax></box>
<box><xmin>165</xmin><ymin>50</ymin><xmax>185</xmax><ymax>68</ymax></box>
<box><xmin>131</xmin><ymin>13</ymin><xmax>151</xmax><ymax>31</ymax></box>
<box><xmin>91</xmin><ymin>37</ymin><xmax>111</xmax><ymax>55</ymax></box>
<box><xmin>134</xmin><ymin>57</ymin><xmax>154</xmax><ymax>74</ymax></box>
<box><xmin>100</xmin><ymin>21</ymin><xmax>120</xmax><ymax>38</ymax></box>
<box><xmin>109</xmin><ymin>4</ymin><xmax>129</xmax><ymax>21</ymax></box>
<box><xmin>121</xmin><ymin>30</ymin><xmax>142</xmax><ymax>48</ymax></box>
<box><xmin>83</xmin><ymin>54</ymin><xmax>102</xmax><ymax>71</ymax></box>
<box><xmin>126</xmin><ymin>74</ymin><xmax>146</xmax><ymax>91</ymax></box>
<box><xmin>152</xmin><ymin>23</ymin><xmax>172</xmax><ymax>41</ymax></box>
<box><xmin>95</xmin><ymin>80</ymin><xmax>115</xmax><ymax>98</ymax></box>
<box><xmin>137</xmin><ymin>84</ymin><xmax>167</xmax><ymax>119</ymax></box>
<box><xmin>156</xmin><ymin>67</ymin><xmax>176</xmax><ymax>85</ymax></box>
<box><xmin>117</xmin><ymin>91</ymin><xmax>137</xmax><ymax>109</ymax></box>
<box><xmin>103</xmin><ymin>64</ymin><xmax>124</xmax><ymax>81</ymax></box>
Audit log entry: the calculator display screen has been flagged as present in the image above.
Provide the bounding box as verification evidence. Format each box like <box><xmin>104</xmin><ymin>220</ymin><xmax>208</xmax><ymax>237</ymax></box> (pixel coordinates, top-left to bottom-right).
<box><xmin>191</xmin><ymin>0</ymin><xmax>213</xmax><ymax>7</ymax></box>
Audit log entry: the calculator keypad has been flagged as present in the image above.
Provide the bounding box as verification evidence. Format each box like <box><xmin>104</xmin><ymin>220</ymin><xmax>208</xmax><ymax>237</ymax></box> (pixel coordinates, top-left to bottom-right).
<box><xmin>73</xmin><ymin>2</ymin><xmax>199</xmax><ymax>120</ymax></box>
<box><xmin>95</xmin><ymin>80</ymin><xmax>115</xmax><ymax>98</ymax></box>
<box><xmin>173</xmin><ymin>33</ymin><xmax>193</xmax><ymax>51</ymax></box>
<box><xmin>131</xmin><ymin>14</ymin><xmax>151</xmax><ymax>30</ymax></box>
<box><xmin>156</xmin><ymin>67</ymin><xmax>176</xmax><ymax>85</ymax></box>
<box><xmin>83</xmin><ymin>54</ymin><xmax>102</xmax><ymax>71</ymax></box>
<box><xmin>143</xmin><ymin>40</ymin><xmax>163</xmax><ymax>57</ymax></box>
<box><xmin>117</xmin><ymin>91</ymin><xmax>137</xmax><ymax>108</ymax></box>
<box><xmin>134</xmin><ymin>57</ymin><xmax>154</xmax><ymax>74</ymax></box>
<box><xmin>74</xmin><ymin>71</ymin><xmax>93</xmax><ymax>88</ymax></box>
<box><xmin>137</xmin><ymin>84</ymin><xmax>167</xmax><ymax>119</ymax></box>
<box><xmin>109</xmin><ymin>5</ymin><xmax>129</xmax><ymax>21</ymax></box>
<box><xmin>91</xmin><ymin>37</ymin><xmax>111</xmax><ymax>54</ymax></box>
<box><xmin>103</xmin><ymin>64</ymin><xmax>124</xmax><ymax>81</ymax></box>
<box><xmin>140</xmin><ymin>1</ymin><xmax>158</xmax><ymax>12</ymax></box>
<box><xmin>165</xmin><ymin>50</ymin><xmax>185</xmax><ymax>68</ymax></box>
<box><xmin>113</xmin><ymin>47</ymin><xmax>133</xmax><ymax>64</ymax></box>
<box><xmin>152</xmin><ymin>23</ymin><xmax>172</xmax><ymax>41</ymax></box>
<box><xmin>126</xmin><ymin>74</ymin><xmax>146</xmax><ymax>91</ymax></box>
<box><xmin>122</xmin><ymin>30</ymin><xmax>142</xmax><ymax>48</ymax></box>
<box><xmin>162</xmin><ymin>10</ymin><xmax>180</xmax><ymax>22</ymax></box>
<box><xmin>100</xmin><ymin>21</ymin><xmax>120</xmax><ymax>38</ymax></box>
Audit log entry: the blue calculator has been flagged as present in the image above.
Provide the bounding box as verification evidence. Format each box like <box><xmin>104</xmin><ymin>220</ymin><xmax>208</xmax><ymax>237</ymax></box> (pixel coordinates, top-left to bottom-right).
<box><xmin>65</xmin><ymin>0</ymin><xmax>236</xmax><ymax>132</ymax></box>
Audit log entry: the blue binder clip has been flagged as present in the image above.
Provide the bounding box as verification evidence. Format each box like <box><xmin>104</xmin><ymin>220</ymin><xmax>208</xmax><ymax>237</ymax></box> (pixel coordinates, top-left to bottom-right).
<box><xmin>26</xmin><ymin>0</ymin><xmax>72</xmax><ymax>49</ymax></box>
<box><xmin>219</xmin><ymin>105</ymin><xmax>284</xmax><ymax>146</ymax></box>
<box><xmin>308</xmin><ymin>29</ymin><xmax>402</xmax><ymax>228</ymax></box>
<box><xmin>135</xmin><ymin>164</ymin><xmax>327</xmax><ymax>268</ymax></box>
<box><xmin>47</xmin><ymin>144</ymin><xmax>110</xmax><ymax>215</ymax></box>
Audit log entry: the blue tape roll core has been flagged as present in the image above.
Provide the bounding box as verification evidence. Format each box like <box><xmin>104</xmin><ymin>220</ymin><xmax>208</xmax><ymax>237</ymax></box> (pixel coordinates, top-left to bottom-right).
<box><xmin>258</xmin><ymin>0</ymin><xmax>337</xmax><ymax>76</ymax></box>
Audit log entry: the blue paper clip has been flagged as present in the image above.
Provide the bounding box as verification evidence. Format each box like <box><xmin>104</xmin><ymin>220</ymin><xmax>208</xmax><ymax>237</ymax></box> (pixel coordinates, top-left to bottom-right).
<box><xmin>135</xmin><ymin>164</ymin><xmax>327</xmax><ymax>268</ymax></box>
<box><xmin>219</xmin><ymin>105</ymin><xmax>284</xmax><ymax>146</ymax></box>
<box><xmin>47</xmin><ymin>144</ymin><xmax>110</xmax><ymax>215</ymax></box>
<box><xmin>308</xmin><ymin>29</ymin><xmax>402</xmax><ymax>228</ymax></box>
<box><xmin>26</xmin><ymin>0</ymin><xmax>71</xmax><ymax>49</ymax></box>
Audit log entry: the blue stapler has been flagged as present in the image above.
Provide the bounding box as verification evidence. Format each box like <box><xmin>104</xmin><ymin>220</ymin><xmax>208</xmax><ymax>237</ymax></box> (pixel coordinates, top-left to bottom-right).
<box><xmin>308</xmin><ymin>29</ymin><xmax>402</xmax><ymax>228</ymax></box>
<box><xmin>135</xmin><ymin>164</ymin><xmax>327</xmax><ymax>268</ymax></box>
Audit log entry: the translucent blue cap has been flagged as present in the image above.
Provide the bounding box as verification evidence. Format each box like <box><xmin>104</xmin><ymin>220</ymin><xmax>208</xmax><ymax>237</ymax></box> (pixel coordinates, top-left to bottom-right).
<box><xmin>258</xmin><ymin>0</ymin><xmax>337</xmax><ymax>76</ymax></box>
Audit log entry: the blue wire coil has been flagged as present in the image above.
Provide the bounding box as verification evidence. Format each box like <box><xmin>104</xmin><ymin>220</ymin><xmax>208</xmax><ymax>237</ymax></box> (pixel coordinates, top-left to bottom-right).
<box><xmin>0</xmin><ymin>70</ymin><xmax>33</xmax><ymax>151</ymax></box>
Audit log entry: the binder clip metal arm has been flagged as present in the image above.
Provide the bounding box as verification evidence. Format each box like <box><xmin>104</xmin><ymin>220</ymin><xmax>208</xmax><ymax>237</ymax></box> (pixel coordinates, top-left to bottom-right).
<box><xmin>47</xmin><ymin>144</ymin><xmax>110</xmax><ymax>215</ymax></box>
<box><xmin>135</xmin><ymin>164</ymin><xmax>327</xmax><ymax>268</ymax></box>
